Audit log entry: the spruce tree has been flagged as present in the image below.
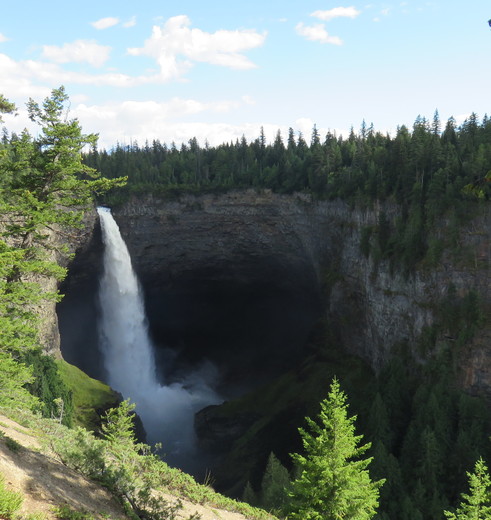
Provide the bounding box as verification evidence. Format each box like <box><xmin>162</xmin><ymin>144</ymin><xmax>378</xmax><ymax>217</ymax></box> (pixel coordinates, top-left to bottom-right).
<box><xmin>286</xmin><ymin>377</ymin><xmax>384</xmax><ymax>520</ymax></box>
<box><xmin>444</xmin><ymin>458</ymin><xmax>491</xmax><ymax>520</ymax></box>
<box><xmin>0</xmin><ymin>88</ymin><xmax>125</xmax><ymax>418</ymax></box>
<box><xmin>260</xmin><ymin>452</ymin><xmax>291</xmax><ymax>511</ymax></box>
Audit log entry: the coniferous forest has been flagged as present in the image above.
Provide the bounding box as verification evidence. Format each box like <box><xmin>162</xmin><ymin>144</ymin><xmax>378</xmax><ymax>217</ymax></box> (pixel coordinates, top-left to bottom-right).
<box><xmin>86</xmin><ymin>112</ymin><xmax>491</xmax><ymax>274</ymax></box>
<box><xmin>1</xmin><ymin>89</ymin><xmax>491</xmax><ymax>520</ymax></box>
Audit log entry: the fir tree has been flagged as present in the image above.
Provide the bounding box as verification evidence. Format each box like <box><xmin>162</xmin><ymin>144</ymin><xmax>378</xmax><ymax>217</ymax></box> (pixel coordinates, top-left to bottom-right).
<box><xmin>286</xmin><ymin>377</ymin><xmax>384</xmax><ymax>520</ymax></box>
<box><xmin>260</xmin><ymin>452</ymin><xmax>291</xmax><ymax>511</ymax></box>
<box><xmin>444</xmin><ymin>458</ymin><xmax>491</xmax><ymax>520</ymax></box>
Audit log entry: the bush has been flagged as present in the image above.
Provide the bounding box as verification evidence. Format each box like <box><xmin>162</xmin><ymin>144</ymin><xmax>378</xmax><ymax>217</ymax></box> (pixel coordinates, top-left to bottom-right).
<box><xmin>0</xmin><ymin>474</ymin><xmax>23</xmax><ymax>519</ymax></box>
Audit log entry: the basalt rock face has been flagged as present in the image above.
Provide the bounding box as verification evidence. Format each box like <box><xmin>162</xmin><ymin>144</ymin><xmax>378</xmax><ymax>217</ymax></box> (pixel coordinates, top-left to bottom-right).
<box><xmin>56</xmin><ymin>209</ymin><xmax>105</xmax><ymax>378</ymax></box>
<box><xmin>110</xmin><ymin>191</ymin><xmax>330</xmax><ymax>389</ymax></box>
<box><xmin>38</xmin><ymin>210</ymin><xmax>98</xmax><ymax>357</ymax></box>
<box><xmin>58</xmin><ymin>191</ymin><xmax>491</xmax><ymax>399</ymax></box>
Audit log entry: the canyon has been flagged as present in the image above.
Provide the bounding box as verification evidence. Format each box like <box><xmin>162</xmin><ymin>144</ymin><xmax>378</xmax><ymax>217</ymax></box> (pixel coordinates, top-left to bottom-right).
<box><xmin>55</xmin><ymin>189</ymin><xmax>491</xmax><ymax>490</ymax></box>
<box><xmin>58</xmin><ymin>190</ymin><xmax>491</xmax><ymax>394</ymax></box>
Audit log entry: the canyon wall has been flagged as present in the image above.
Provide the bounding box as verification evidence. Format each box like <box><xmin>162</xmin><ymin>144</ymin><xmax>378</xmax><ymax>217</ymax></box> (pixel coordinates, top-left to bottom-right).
<box><xmin>38</xmin><ymin>211</ymin><xmax>98</xmax><ymax>357</ymax></box>
<box><xmin>60</xmin><ymin>190</ymin><xmax>491</xmax><ymax>397</ymax></box>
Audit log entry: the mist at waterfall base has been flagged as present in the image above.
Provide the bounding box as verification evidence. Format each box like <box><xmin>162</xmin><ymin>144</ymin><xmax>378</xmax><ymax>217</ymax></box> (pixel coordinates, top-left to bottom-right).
<box><xmin>97</xmin><ymin>207</ymin><xmax>221</xmax><ymax>473</ymax></box>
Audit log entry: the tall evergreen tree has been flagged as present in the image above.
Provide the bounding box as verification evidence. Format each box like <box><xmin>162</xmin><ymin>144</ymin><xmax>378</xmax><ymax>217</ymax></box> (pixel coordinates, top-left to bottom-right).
<box><xmin>260</xmin><ymin>452</ymin><xmax>291</xmax><ymax>511</ymax></box>
<box><xmin>286</xmin><ymin>378</ymin><xmax>384</xmax><ymax>520</ymax></box>
<box><xmin>444</xmin><ymin>458</ymin><xmax>491</xmax><ymax>520</ymax></box>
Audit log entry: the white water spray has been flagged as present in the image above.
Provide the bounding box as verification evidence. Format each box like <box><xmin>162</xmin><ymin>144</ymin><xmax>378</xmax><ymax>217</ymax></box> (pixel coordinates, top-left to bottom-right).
<box><xmin>97</xmin><ymin>207</ymin><xmax>220</xmax><ymax>470</ymax></box>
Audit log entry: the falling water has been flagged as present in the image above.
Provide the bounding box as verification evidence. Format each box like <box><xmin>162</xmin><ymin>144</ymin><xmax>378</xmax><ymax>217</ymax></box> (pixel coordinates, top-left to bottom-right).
<box><xmin>97</xmin><ymin>206</ymin><xmax>220</xmax><ymax>471</ymax></box>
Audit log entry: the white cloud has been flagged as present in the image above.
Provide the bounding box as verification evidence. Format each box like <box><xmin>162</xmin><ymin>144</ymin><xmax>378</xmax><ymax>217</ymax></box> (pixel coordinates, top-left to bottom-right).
<box><xmin>71</xmin><ymin>97</ymin><xmax>264</xmax><ymax>148</ymax></box>
<box><xmin>42</xmin><ymin>40</ymin><xmax>111</xmax><ymax>68</ymax></box>
<box><xmin>295</xmin><ymin>23</ymin><xmax>343</xmax><ymax>45</ymax></box>
<box><xmin>91</xmin><ymin>17</ymin><xmax>120</xmax><ymax>30</ymax></box>
<box><xmin>0</xmin><ymin>33</ymin><xmax>8</xmax><ymax>43</ymax></box>
<box><xmin>123</xmin><ymin>16</ymin><xmax>137</xmax><ymax>28</ymax></box>
<box><xmin>128</xmin><ymin>15</ymin><xmax>266</xmax><ymax>81</ymax></box>
<box><xmin>311</xmin><ymin>6</ymin><xmax>361</xmax><ymax>21</ymax></box>
<box><xmin>0</xmin><ymin>53</ymin><xmax>52</xmax><ymax>101</ymax></box>
<box><xmin>0</xmin><ymin>51</ymin><xmax>159</xmax><ymax>93</ymax></box>
<box><xmin>295</xmin><ymin>117</ymin><xmax>316</xmax><ymax>137</ymax></box>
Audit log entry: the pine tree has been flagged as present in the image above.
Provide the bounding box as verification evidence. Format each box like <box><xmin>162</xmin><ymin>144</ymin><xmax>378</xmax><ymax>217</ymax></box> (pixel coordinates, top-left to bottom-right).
<box><xmin>0</xmin><ymin>350</ymin><xmax>38</xmax><ymax>411</ymax></box>
<box><xmin>0</xmin><ymin>88</ymin><xmax>125</xmax><ymax>419</ymax></box>
<box><xmin>260</xmin><ymin>452</ymin><xmax>291</xmax><ymax>511</ymax></box>
<box><xmin>444</xmin><ymin>458</ymin><xmax>491</xmax><ymax>520</ymax></box>
<box><xmin>242</xmin><ymin>481</ymin><xmax>258</xmax><ymax>506</ymax></box>
<box><xmin>286</xmin><ymin>377</ymin><xmax>384</xmax><ymax>520</ymax></box>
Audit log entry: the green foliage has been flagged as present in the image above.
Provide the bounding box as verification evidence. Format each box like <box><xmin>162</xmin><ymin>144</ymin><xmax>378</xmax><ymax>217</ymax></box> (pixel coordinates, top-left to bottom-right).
<box><xmin>52</xmin><ymin>505</ymin><xmax>97</xmax><ymax>520</ymax></box>
<box><xmin>374</xmin><ymin>350</ymin><xmax>491</xmax><ymax>520</ymax></box>
<box><xmin>0</xmin><ymin>474</ymin><xmax>23</xmax><ymax>519</ymax></box>
<box><xmin>259</xmin><ymin>452</ymin><xmax>291</xmax><ymax>512</ymax></box>
<box><xmin>100</xmin><ymin>399</ymin><xmax>138</xmax><ymax>448</ymax></box>
<box><xmin>50</xmin><ymin>426</ymin><xmax>106</xmax><ymax>479</ymax></box>
<box><xmin>444</xmin><ymin>458</ymin><xmax>491</xmax><ymax>520</ymax></box>
<box><xmin>55</xmin><ymin>359</ymin><xmax>119</xmax><ymax>430</ymax></box>
<box><xmin>21</xmin><ymin>349</ymin><xmax>73</xmax><ymax>426</ymax></box>
<box><xmin>0</xmin><ymin>88</ymin><xmax>125</xmax><ymax>428</ymax></box>
<box><xmin>0</xmin><ymin>87</ymin><xmax>124</xmax><ymax>304</ymax></box>
<box><xmin>286</xmin><ymin>377</ymin><xmax>384</xmax><ymax>520</ymax></box>
<box><xmin>438</xmin><ymin>286</ymin><xmax>485</xmax><ymax>345</ymax></box>
<box><xmin>0</xmin><ymin>95</ymin><xmax>16</xmax><ymax>122</ymax></box>
<box><xmin>46</xmin><ymin>400</ymin><xmax>273</xmax><ymax>520</ymax></box>
<box><xmin>0</xmin><ymin>350</ymin><xmax>39</xmax><ymax>411</ymax></box>
<box><xmin>88</xmin><ymin>111</ymin><xmax>491</xmax><ymax>273</ymax></box>
<box><xmin>242</xmin><ymin>481</ymin><xmax>258</xmax><ymax>506</ymax></box>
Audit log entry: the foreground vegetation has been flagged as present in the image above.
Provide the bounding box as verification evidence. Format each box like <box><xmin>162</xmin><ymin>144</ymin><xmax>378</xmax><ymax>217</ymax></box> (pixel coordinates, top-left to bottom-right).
<box><xmin>0</xmin><ymin>400</ymin><xmax>276</xmax><ymax>520</ymax></box>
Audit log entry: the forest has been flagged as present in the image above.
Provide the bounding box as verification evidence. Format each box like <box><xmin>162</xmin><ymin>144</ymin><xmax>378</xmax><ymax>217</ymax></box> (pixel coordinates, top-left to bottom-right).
<box><xmin>0</xmin><ymin>88</ymin><xmax>491</xmax><ymax>519</ymax></box>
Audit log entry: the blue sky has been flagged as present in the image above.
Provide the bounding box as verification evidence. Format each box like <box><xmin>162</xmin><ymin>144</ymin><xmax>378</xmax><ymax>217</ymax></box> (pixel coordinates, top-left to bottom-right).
<box><xmin>1</xmin><ymin>1</ymin><xmax>490</xmax><ymax>149</ymax></box>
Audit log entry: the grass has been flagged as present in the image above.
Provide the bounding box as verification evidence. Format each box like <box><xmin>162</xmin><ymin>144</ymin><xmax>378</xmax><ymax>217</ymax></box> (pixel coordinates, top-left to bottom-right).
<box><xmin>55</xmin><ymin>360</ymin><xmax>120</xmax><ymax>430</ymax></box>
<box><xmin>0</xmin><ymin>474</ymin><xmax>23</xmax><ymax>519</ymax></box>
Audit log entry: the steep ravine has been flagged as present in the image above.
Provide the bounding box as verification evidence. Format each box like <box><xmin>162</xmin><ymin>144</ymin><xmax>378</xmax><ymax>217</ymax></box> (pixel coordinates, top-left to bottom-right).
<box><xmin>90</xmin><ymin>191</ymin><xmax>490</xmax><ymax>389</ymax></box>
<box><xmin>57</xmin><ymin>190</ymin><xmax>491</xmax><ymax>485</ymax></box>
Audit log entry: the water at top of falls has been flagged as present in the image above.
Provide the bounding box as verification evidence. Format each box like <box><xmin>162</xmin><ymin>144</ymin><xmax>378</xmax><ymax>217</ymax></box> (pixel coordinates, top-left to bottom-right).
<box><xmin>97</xmin><ymin>207</ymin><xmax>221</xmax><ymax>472</ymax></box>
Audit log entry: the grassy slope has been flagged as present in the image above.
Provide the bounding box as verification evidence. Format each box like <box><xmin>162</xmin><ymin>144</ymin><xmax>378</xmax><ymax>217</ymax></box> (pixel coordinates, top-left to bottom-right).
<box><xmin>55</xmin><ymin>359</ymin><xmax>120</xmax><ymax>431</ymax></box>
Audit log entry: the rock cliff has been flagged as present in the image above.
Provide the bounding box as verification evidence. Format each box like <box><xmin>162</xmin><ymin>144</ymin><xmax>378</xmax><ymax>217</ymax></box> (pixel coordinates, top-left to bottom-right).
<box><xmin>37</xmin><ymin>210</ymin><xmax>98</xmax><ymax>357</ymax></box>
<box><xmin>59</xmin><ymin>190</ymin><xmax>491</xmax><ymax>398</ymax></box>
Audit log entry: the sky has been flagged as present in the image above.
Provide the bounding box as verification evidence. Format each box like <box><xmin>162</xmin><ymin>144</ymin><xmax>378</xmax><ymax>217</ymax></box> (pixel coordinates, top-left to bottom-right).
<box><xmin>1</xmin><ymin>1</ymin><xmax>490</xmax><ymax>149</ymax></box>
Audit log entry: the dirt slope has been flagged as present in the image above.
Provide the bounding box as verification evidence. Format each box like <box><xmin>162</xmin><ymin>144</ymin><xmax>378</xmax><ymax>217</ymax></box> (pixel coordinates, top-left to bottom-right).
<box><xmin>0</xmin><ymin>414</ymin><xmax>257</xmax><ymax>520</ymax></box>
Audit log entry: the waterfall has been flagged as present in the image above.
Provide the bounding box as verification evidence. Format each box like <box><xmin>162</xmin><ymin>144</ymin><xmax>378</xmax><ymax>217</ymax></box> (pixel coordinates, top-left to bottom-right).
<box><xmin>97</xmin><ymin>207</ymin><xmax>219</xmax><ymax>470</ymax></box>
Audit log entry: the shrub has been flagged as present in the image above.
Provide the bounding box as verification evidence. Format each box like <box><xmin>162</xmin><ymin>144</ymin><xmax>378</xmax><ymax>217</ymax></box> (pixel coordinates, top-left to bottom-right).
<box><xmin>0</xmin><ymin>474</ymin><xmax>23</xmax><ymax>519</ymax></box>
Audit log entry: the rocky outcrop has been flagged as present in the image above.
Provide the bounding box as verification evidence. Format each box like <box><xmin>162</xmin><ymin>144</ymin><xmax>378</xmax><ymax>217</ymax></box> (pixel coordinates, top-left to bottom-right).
<box><xmin>194</xmin><ymin>404</ymin><xmax>260</xmax><ymax>453</ymax></box>
<box><xmin>37</xmin><ymin>209</ymin><xmax>98</xmax><ymax>357</ymax></box>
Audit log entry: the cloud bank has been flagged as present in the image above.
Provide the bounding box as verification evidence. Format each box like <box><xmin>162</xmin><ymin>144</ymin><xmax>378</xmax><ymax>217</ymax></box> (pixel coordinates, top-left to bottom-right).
<box><xmin>128</xmin><ymin>15</ymin><xmax>266</xmax><ymax>81</ymax></box>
